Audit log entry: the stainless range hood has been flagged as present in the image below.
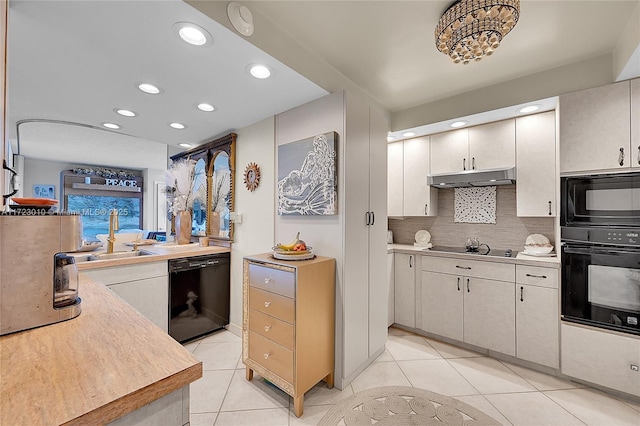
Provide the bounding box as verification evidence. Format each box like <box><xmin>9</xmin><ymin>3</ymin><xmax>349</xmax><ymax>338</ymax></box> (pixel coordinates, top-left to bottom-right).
<box><xmin>427</xmin><ymin>167</ymin><xmax>516</xmax><ymax>188</ymax></box>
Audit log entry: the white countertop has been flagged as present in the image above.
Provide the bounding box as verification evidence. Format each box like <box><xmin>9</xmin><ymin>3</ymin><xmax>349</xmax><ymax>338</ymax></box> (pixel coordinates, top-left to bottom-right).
<box><xmin>388</xmin><ymin>244</ymin><xmax>560</xmax><ymax>268</ymax></box>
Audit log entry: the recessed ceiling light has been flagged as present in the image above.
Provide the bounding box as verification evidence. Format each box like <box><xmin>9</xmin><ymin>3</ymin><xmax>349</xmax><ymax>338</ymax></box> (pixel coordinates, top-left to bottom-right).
<box><xmin>173</xmin><ymin>22</ymin><xmax>212</xmax><ymax>46</ymax></box>
<box><xmin>248</xmin><ymin>64</ymin><xmax>271</xmax><ymax>79</ymax></box>
<box><xmin>451</xmin><ymin>121</ymin><xmax>467</xmax><ymax>128</ymax></box>
<box><xmin>197</xmin><ymin>103</ymin><xmax>215</xmax><ymax>112</ymax></box>
<box><xmin>169</xmin><ymin>122</ymin><xmax>186</xmax><ymax>130</ymax></box>
<box><xmin>518</xmin><ymin>105</ymin><xmax>540</xmax><ymax>114</ymax></box>
<box><xmin>387</xmin><ymin>136</ymin><xmax>395</xmax><ymax>142</ymax></box>
<box><xmin>402</xmin><ymin>132</ymin><xmax>416</xmax><ymax>137</ymax></box>
<box><xmin>115</xmin><ymin>109</ymin><xmax>137</xmax><ymax>117</ymax></box>
<box><xmin>138</xmin><ymin>83</ymin><xmax>161</xmax><ymax>94</ymax></box>
<box><xmin>102</xmin><ymin>123</ymin><xmax>120</xmax><ymax>129</ymax></box>
<box><xmin>179</xmin><ymin>143</ymin><xmax>192</xmax><ymax>148</ymax></box>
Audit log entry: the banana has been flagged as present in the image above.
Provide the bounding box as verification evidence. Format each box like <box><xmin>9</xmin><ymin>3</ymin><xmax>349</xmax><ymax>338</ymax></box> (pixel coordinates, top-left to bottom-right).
<box><xmin>276</xmin><ymin>232</ymin><xmax>300</xmax><ymax>251</ymax></box>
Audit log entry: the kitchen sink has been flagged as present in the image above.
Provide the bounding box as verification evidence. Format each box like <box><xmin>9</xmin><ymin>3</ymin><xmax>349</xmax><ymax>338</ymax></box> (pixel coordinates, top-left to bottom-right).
<box><xmin>74</xmin><ymin>250</ymin><xmax>153</xmax><ymax>262</ymax></box>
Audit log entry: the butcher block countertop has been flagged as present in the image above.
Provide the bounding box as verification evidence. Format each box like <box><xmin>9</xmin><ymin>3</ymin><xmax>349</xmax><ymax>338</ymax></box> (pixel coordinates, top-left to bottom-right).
<box><xmin>0</xmin><ymin>275</ymin><xmax>202</xmax><ymax>425</ymax></box>
<box><xmin>75</xmin><ymin>242</ymin><xmax>231</xmax><ymax>270</ymax></box>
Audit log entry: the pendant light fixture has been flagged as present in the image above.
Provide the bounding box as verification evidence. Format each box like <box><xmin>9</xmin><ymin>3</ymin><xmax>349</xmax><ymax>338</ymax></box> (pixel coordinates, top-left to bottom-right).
<box><xmin>435</xmin><ymin>0</ymin><xmax>520</xmax><ymax>64</ymax></box>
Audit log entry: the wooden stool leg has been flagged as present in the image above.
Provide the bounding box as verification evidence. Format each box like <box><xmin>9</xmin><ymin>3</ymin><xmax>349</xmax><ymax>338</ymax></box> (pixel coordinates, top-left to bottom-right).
<box><xmin>293</xmin><ymin>395</ymin><xmax>304</xmax><ymax>417</ymax></box>
<box><xmin>246</xmin><ymin>367</ymin><xmax>253</xmax><ymax>381</ymax></box>
<box><xmin>324</xmin><ymin>371</ymin><xmax>334</xmax><ymax>388</ymax></box>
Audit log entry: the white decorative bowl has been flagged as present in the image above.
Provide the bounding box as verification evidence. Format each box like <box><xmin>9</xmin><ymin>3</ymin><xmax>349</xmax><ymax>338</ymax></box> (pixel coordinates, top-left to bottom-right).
<box><xmin>524</xmin><ymin>245</ymin><xmax>553</xmax><ymax>254</ymax></box>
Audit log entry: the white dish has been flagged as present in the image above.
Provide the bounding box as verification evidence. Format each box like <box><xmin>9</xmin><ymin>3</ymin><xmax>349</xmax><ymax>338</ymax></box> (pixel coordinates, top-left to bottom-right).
<box><xmin>523</xmin><ymin>245</ymin><xmax>553</xmax><ymax>254</ymax></box>
<box><xmin>73</xmin><ymin>241</ymin><xmax>103</xmax><ymax>252</ymax></box>
<box><xmin>273</xmin><ymin>251</ymin><xmax>315</xmax><ymax>261</ymax></box>
<box><xmin>522</xmin><ymin>251</ymin><xmax>556</xmax><ymax>257</ymax></box>
<box><xmin>415</xmin><ymin>230</ymin><xmax>431</xmax><ymax>244</ymax></box>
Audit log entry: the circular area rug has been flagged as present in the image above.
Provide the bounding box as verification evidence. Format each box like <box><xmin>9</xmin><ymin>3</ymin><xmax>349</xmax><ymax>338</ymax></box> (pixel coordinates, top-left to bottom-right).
<box><xmin>318</xmin><ymin>386</ymin><xmax>501</xmax><ymax>426</ymax></box>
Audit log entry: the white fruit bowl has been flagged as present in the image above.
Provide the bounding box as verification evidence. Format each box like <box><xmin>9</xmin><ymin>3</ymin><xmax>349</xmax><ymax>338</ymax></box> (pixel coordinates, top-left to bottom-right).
<box><xmin>524</xmin><ymin>245</ymin><xmax>553</xmax><ymax>254</ymax></box>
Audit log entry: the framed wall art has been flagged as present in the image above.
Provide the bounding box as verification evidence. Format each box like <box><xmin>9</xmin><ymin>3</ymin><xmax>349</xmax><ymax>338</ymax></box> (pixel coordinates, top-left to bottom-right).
<box><xmin>277</xmin><ymin>132</ymin><xmax>337</xmax><ymax>215</ymax></box>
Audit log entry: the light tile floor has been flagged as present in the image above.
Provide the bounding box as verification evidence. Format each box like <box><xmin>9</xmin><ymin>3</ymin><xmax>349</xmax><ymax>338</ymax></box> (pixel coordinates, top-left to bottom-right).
<box><xmin>185</xmin><ymin>327</ymin><xmax>640</xmax><ymax>426</ymax></box>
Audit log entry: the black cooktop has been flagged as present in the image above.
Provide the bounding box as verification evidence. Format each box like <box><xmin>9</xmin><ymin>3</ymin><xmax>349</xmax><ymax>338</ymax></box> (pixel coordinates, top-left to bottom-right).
<box><xmin>427</xmin><ymin>246</ymin><xmax>517</xmax><ymax>258</ymax></box>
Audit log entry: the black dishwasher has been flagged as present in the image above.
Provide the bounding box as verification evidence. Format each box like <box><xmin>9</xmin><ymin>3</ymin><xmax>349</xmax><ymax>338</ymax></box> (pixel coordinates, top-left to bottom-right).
<box><xmin>168</xmin><ymin>253</ymin><xmax>230</xmax><ymax>343</ymax></box>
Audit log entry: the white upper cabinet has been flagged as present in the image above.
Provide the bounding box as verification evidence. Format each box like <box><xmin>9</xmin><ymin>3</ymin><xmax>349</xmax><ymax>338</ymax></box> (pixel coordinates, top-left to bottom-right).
<box><xmin>430</xmin><ymin>120</ymin><xmax>515</xmax><ymax>174</ymax></box>
<box><xmin>516</xmin><ymin>111</ymin><xmax>557</xmax><ymax>217</ymax></box>
<box><xmin>631</xmin><ymin>79</ymin><xmax>640</xmax><ymax>170</ymax></box>
<box><xmin>430</xmin><ymin>129</ymin><xmax>469</xmax><ymax>174</ymax></box>
<box><xmin>559</xmin><ymin>80</ymin><xmax>633</xmax><ymax>174</ymax></box>
<box><xmin>387</xmin><ymin>141</ymin><xmax>403</xmax><ymax>217</ymax></box>
<box><xmin>468</xmin><ymin>119</ymin><xmax>515</xmax><ymax>171</ymax></box>
<box><xmin>404</xmin><ymin>137</ymin><xmax>438</xmax><ymax>216</ymax></box>
<box><xmin>388</xmin><ymin>136</ymin><xmax>437</xmax><ymax>217</ymax></box>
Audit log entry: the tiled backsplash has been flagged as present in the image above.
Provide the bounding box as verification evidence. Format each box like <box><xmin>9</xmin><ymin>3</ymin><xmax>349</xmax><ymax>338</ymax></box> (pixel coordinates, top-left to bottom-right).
<box><xmin>388</xmin><ymin>186</ymin><xmax>555</xmax><ymax>252</ymax></box>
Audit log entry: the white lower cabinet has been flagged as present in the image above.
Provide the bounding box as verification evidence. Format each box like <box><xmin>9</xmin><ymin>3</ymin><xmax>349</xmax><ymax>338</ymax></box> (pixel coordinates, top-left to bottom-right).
<box><xmin>421</xmin><ymin>271</ymin><xmax>463</xmax><ymax>341</ymax></box>
<box><xmin>421</xmin><ymin>257</ymin><xmax>515</xmax><ymax>356</ymax></box>
<box><xmin>464</xmin><ymin>277</ymin><xmax>515</xmax><ymax>356</ymax></box>
<box><xmin>394</xmin><ymin>253</ymin><xmax>416</xmax><ymax>328</ymax></box>
<box><xmin>82</xmin><ymin>261</ymin><xmax>169</xmax><ymax>332</ymax></box>
<box><xmin>562</xmin><ymin>323</ymin><xmax>640</xmax><ymax>397</ymax></box>
<box><xmin>515</xmin><ymin>265</ymin><xmax>559</xmax><ymax>368</ymax></box>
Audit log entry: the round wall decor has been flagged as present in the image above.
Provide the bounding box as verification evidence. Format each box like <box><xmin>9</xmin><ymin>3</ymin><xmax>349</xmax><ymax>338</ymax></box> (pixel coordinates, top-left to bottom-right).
<box><xmin>243</xmin><ymin>162</ymin><xmax>261</xmax><ymax>192</ymax></box>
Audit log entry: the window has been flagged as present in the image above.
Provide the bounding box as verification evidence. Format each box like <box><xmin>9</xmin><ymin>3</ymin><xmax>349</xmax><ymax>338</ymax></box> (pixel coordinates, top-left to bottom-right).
<box><xmin>61</xmin><ymin>170</ymin><xmax>143</xmax><ymax>239</ymax></box>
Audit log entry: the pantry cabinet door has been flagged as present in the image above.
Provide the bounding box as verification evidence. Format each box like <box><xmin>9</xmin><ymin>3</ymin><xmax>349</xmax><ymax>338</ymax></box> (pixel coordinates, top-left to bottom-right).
<box><xmin>421</xmin><ymin>271</ymin><xmax>463</xmax><ymax>341</ymax></box>
<box><xmin>560</xmin><ymin>81</ymin><xmax>631</xmax><ymax>173</ymax></box>
<box><xmin>387</xmin><ymin>141</ymin><xmax>403</xmax><ymax>216</ymax></box>
<box><xmin>468</xmin><ymin>119</ymin><xmax>515</xmax><ymax>170</ymax></box>
<box><xmin>430</xmin><ymin>129</ymin><xmax>469</xmax><ymax>174</ymax></box>
<box><xmin>516</xmin><ymin>111</ymin><xmax>557</xmax><ymax>217</ymax></box>
<box><xmin>463</xmin><ymin>277</ymin><xmax>515</xmax><ymax>356</ymax></box>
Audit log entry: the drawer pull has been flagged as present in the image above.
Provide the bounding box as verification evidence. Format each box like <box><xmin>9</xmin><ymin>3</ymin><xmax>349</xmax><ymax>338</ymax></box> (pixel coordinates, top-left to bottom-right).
<box><xmin>525</xmin><ymin>273</ymin><xmax>547</xmax><ymax>279</ymax></box>
<box><xmin>456</xmin><ymin>265</ymin><xmax>472</xmax><ymax>270</ymax></box>
<box><xmin>264</xmin><ymin>278</ymin><xmax>273</xmax><ymax>284</ymax></box>
<box><xmin>264</xmin><ymin>325</ymin><xmax>271</xmax><ymax>332</ymax></box>
<box><xmin>264</xmin><ymin>353</ymin><xmax>270</xmax><ymax>359</ymax></box>
<box><xmin>264</xmin><ymin>301</ymin><xmax>271</xmax><ymax>308</ymax></box>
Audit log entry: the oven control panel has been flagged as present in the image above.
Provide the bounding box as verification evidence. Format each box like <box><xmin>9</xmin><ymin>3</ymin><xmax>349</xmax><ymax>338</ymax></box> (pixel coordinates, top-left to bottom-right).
<box><xmin>562</xmin><ymin>227</ymin><xmax>640</xmax><ymax>247</ymax></box>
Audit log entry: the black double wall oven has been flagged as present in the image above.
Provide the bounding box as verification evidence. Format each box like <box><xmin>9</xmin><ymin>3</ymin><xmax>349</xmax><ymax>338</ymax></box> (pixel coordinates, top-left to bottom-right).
<box><xmin>561</xmin><ymin>172</ymin><xmax>640</xmax><ymax>335</ymax></box>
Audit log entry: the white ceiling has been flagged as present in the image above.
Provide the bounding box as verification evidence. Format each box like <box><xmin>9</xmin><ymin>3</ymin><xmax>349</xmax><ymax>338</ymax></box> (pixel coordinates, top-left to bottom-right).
<box><xmin>7</xmin><ymin>0</ymin><xmax>640</xmax><ymax>158</ymax></box>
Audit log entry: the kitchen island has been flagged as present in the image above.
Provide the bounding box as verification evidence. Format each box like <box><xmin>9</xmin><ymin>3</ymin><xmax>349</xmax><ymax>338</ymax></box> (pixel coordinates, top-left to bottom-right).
<box><xmin>0</xmin><ymin>273</ymin><xmax>202</xmax><ymax>425</ymax></box>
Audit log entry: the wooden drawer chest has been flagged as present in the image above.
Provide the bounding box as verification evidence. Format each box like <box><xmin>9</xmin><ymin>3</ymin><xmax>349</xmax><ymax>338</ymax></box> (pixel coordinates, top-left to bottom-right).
<box><xmin>242</xmin><ymin>253</ymin><xmax>336</xmax><ymax>417</ymax></box>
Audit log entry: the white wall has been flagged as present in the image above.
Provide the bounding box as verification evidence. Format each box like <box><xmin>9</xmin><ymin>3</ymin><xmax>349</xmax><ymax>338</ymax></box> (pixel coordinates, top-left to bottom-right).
<box><xmin>275</xmin><ymin>91</ymin><xmax>347</xmax><ymax>387</ymax></box>
<box><xmin>228</xmin><ymin>117</ymin><xmax>276</xmax><ymax>334</ymax></box>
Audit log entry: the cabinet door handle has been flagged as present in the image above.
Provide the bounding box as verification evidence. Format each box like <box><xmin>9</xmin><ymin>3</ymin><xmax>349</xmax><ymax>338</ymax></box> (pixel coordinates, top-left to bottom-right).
<box><xmin>424</xmin><ymin>204</ymin><xmax>428</xmax><ymax>215</ymax></box>
<box><xmin>457</xmin><ymin>277</ymin><xmax>460</xmax><ymax>291</ymax></box>
<box><xmin>371</xmin><ymin>211</ymin><xmax>375</xmax><ymax>226</ymax></box>
<box><xmin>472</xmin><ymin>157</ymin><xmax>476</xmax><ymax>170</ymax></box>
<box><xmin>264</xmin><ymin>301</ymin><xmax>271</xmax><ymax>308</ymax></box>
<box><xmin>456</xmin><ymin>265</ymin><xmax>472</xmax><ymax>270</ymax></box>
<box><xmin>637</xmin><ymin>145</ymin><xmax>639</xmax><ymax>165</ymax></box>
<box><xmin>264</xmin><ymin>325</ymin><xmax>271</xmax><ymax>332</ymax></box>
<box><xmin>619</xmin><ymin>147</ymin><xmax>625</xmax><ymax>166</ymax></box>
<box><xmin>548</xmin><ymin>201</ymin><xmax>552</xmax><ymax>216</ymax></box>
<box><xmin>520</xmin><ymin>286</ymin><xmax>524</xmax><ymax>302</ymax></box>
<box><xmin>365</xmin><ymin>211</ymin><xmax>370</xmax><ymax>226</ymax></box>
<box><xmin>409</xmin><ymin>255</ymin><xmax>413</xmax><ymax>268</ymax></box>
<box><xmin>463</xmin><ymin>158</ymin><xmax>466</xmax><ymax>171</ymax></box>
<box><xmin>526</xmin><ymin>273</ymin><xmax>547</xmax><ymax>279</ymax></box>
<box><xmin>264</xmin><ymin>353</ymin><xmax>270</xmax><ymax>359</ymax></box>
<box><xmin>467</xmin><ymin>278</ymin><xmax>470</xmax><ymax>292</ymax></box>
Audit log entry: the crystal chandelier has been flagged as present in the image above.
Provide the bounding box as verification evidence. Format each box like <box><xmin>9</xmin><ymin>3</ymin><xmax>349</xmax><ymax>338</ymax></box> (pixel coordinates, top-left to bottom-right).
<box><xmin>435</xmin><ymin>0</ymin><xmax>520</xmax><ymax>64</ymax></box>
